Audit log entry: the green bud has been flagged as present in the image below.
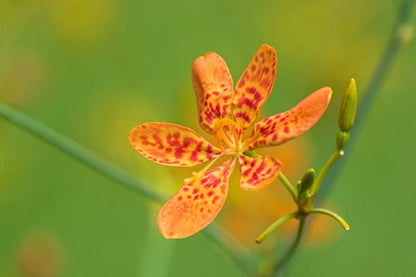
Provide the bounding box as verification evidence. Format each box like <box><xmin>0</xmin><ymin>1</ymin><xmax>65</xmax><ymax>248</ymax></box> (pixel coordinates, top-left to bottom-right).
<box><xmin>297</xmin><ymin>168</ymin><xmax>316</xmax><ymax>213</ymax></box>
<box><xmin>336</xmin><ymin>130</ymin><xmax>350</xmax><ymax>149</ymax></box>
<box><xmin>298</xmin><ymin>168</ymin><xmax>315</xmax><ymax>197</ymax></box>
<box><xmin>339</xmin><ymin>78</ymin><xmax>357</xmax><ymax>132</ymax></box>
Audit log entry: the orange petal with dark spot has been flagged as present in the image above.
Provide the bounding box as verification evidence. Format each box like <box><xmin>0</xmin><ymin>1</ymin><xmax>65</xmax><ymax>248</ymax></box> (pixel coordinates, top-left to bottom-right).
<box><xmin>232</xmin><ymin>44</ymin><xmax>277</xmax><ymax>135</ymax></box>
<box><xmin>158</xmin><ymin>159</ymin><xmax>236</xmax><ymax>238</ymax></box>
<box><xmin>129</xmin><ymin>122</ymin><xmax>221</xmax><ymax>167</ymax></box>
<box><xmin>239</xmin><ymin>154</ymin><xmax>281</xmax><ymax>191</ymax></box>
<box><xmin>246</xmin><ymin>87</ymin><xmax>332</xmax><ymax>149</ymax></box>
<box><xmin>192</xmin><ymin>52</ymin><xmax>234</xmax><ymax>133</ymax></box>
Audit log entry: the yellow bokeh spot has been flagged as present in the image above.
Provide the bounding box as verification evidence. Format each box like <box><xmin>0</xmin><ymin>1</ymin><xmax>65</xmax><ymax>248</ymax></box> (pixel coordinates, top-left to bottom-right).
<box><xmin>43</xmin><ymin>0</ymin><xmax>115</xmax><ymax>45</ymax></box>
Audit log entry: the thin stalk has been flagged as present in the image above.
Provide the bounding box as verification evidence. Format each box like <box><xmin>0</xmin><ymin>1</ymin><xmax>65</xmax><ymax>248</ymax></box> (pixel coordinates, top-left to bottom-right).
<box><xmin>278</xmin><ymin>172</ymin><xmax>298</xmax><ymax>201</ymax></box>
<box><xmin>255</xmin><ymin>212</ymin><xmax>297</xmax><ymax>244</ymax></box>
<box><xmin>318</xmin><ymin>0</ymin><xmax>416</xmax><ymax>200</ymax></box>
<box><xmin>0</xmin><ymin>102</ymin><xmax>258</xmax><ymax>275</ymax></box>
<box><xmin>310</xmin><ymin>149</ymin><xmax>343</xmax><ymax>196</ymax></box>
<box><xmin>204</xmin><ymin>224</ymin><xmax>258</xmax><ymax>275</ymax></box>
<box><xmin>309</xmin><ymin>208</ymin><xmax>350</xmax><ymax>230</ymax></box>
<box><xmin>0</xmin><ymin>103</ymin><xmax>165</xmax><ymax>203</ymax></box>
<box><xmin>275</xmin><ymin>2</ymin><xmax>416</xmax><ymax>274</ymax></box>
<box><xmin>273</xmin><ymin>217</ymin><xmax>306</xmax><ymax>275</ymax></box>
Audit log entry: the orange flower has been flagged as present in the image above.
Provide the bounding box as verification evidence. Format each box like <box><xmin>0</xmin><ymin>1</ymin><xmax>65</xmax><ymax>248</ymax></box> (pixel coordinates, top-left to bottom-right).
<box><xmin>129</xmin><ymin>44</ymin><xmax>332</xmax><ymax>238</ymax></box>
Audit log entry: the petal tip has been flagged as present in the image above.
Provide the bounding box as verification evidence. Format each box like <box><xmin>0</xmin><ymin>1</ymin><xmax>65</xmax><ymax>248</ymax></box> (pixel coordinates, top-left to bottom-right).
<box><xmin>259</xmin><ymin>43</ymin><xmax>276</xmax><ymax>52</ymax></box>
<box><xmin>325</xmin><ymin>87</ymin><xmax>333</xmax><ymax>105</ymax></box>
<box><xmin>157</xmin><ymin>211</ymin><xmax>188</xmax><ymax>239</ymax></box>
<box><xmin>193</xmin><ymin>52</ymin><xmax>221</xmax><ymax>64</ymax></box>
<box><xmin>317</xmin><ymin>86</ymin><xmax>333</xmax><ymax>106</ymax></box>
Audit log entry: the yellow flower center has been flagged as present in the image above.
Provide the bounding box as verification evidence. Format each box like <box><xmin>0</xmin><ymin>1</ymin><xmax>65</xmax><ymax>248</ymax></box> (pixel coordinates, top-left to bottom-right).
<box><xmin>212</xmin><ymin>118</ymin><xmax>243</xmax><ymax>155</ymax></box>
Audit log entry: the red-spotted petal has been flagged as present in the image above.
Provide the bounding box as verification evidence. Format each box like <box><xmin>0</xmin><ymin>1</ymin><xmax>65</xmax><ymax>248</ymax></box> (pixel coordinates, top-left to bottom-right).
<box><xmin>158</xmin><ymin>159</ymin><xmax>236</xmax><ymax>238</ymax></box>
<box><xmin>232</xmin><ymin>44</ymin><xmax>277</xmax><ymax>135</ymax></box>
<box><xmin>129</xmin><ymin>122</ymin><xmax>221</xmax><ymax>167</ymax></box>
<box><xmin>192</xmin><ymin>52</ymin><xmax>234</xmax><ymax>133</ymax></box>
<box><xmin>239</xmin><ymin>154</ymin><xmax>281</xmax><ymax>191</ymax></box>
<box><xmin>246</xmin><ymin>87</ymin><xmax>333</xmax><ymax>149</ymax></box>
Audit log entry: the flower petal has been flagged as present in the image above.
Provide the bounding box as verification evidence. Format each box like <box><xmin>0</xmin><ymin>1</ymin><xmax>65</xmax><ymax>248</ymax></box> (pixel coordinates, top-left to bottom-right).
<box><xmin>129</xmin><ymin>122</ymin><xmax>221</xmax><ymax>166</ymax></box>
<box><xmin>246</xmin><ymin>87</ymin><xmax>333</xmax><ymax>149</ymax></box>
<box><xmin>232</xmin><ymin>44</ymin><xmax>277</xmax><ymax>135</ymax></box>
<box><xmin>239</xmin><ymin>154</ymin><xmax>281</xmax><ymax>191</ymax></box>
<box><xmin>158</xmin><ymin>159</ymin><xmax>236</xmax><ymax>238</ymax></box>
<box><xmin>192</xmin><ymin>52</ymin><xmax>234</xmax><ymax>133</ymax></box>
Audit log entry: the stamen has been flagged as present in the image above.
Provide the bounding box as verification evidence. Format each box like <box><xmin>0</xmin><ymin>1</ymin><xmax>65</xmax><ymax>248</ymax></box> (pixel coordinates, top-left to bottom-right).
<box><xmin>192</xmin><ymin>154</ymin><xmax>222</xmax><ymax>179</ymax></box>
<box><xmin>213</xmin><ymin>118</ymin><xmax>239</xmax><ymax>149</ymax></box>
<box><xmin>220</xmin><ymin>127</ymin><xmax>234</xmax><ymax>147</ymax></box>
<box><xmin>215</xmin><ymin>137</ymin><xmax>228</xmax><ymax>153</ymax></box>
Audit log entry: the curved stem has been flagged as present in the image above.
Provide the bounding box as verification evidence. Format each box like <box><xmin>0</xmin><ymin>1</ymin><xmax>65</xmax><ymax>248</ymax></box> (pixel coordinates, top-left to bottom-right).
<box><xmin>310</xmin><ymin>149</ymin><xmax>343</xmax><ymax>196</ymax></box>
<box><xmin>0</xmin><ymin>102</ymin><xmax>258</xmax><ymax>275</ymax></box>
<box><xmin>278</xmin><ymin>172</ymin><xmax>298</xmax><ymax>201</ymax></box>
<box><xmin>309</xmin><ymin>208</ymin><xmax>350</xmax><ymax>230</ymax></box>
<box><xmin>273</xmin><ymin>216</ymin><xmax>306</xmax><ymax>275</ymax></box>
<box><xmin>255</xmin><ymin>212</ymin><xmax>297</xmax><ymax>244</ymax></box>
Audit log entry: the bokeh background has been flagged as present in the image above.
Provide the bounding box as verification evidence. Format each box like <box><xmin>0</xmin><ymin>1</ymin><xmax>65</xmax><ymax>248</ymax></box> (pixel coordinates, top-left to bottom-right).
<box><xmin>1</xmin><ymin>0</ymin><xmax>415</xmax><ymax>276</ymax></box>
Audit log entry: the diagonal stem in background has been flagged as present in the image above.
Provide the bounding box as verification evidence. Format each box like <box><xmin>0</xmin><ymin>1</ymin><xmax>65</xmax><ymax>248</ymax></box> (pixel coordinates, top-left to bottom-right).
<box><xmin>318</xmin><ymin>0</ymin><xmax>416</xmax><ymax>201</ymax></box>
<box><xmin>0</xmin><ymin>102</ymin><xmax>259</xmax><ymax>276</ymax></box>
<box><xmin>0</xmin><ymin>1</ymin><xmax>414</xmax><ymax>275</ymax></box>
<box><xmin>274</xmin><ymin>0</ymin><xmax>415</xmax><ymax>274</ymax></box>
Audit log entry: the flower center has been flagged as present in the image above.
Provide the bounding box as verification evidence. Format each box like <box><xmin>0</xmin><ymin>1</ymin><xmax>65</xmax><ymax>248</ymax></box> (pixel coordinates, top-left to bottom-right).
<box><xmin>212</xmin><ymin>118</ymin><xmax>242</xmax><ymax>155</ymax></box>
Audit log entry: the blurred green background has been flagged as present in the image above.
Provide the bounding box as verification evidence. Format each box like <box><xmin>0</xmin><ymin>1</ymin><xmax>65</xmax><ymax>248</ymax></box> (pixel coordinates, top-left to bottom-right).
<box><xmin>1</xmin><ymin>0</ymin><xmax>415</xmax><ymax>276</ymax></box>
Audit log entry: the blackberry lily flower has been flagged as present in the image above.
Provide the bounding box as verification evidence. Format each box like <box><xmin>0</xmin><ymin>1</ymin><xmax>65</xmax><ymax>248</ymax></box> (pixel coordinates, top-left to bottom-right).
<box><xmin>129</xmin><ymin>44</ymin><xmax>332</xmax><ymax>238</ymax></box>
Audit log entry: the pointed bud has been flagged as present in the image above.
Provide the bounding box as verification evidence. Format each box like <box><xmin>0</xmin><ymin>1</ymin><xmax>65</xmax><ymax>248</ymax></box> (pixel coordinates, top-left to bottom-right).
<box><xmin>336</xmin><ymin>130</ymin><xmax>350</xmax><ymax>149</ymax></box>
<box><xmin>297</xmin><ymin>169</ymin><xmax>316</xmax><ymax>212</ymax></box>
<box><xmin>339</xmin><ymin>78</ymin><xmax>357</xmax><ymax>132</ymax></box>
<box><xmin>298</xmin><ymin>168</ymin><xmax>315</xmax><ymax>196</ymax></box>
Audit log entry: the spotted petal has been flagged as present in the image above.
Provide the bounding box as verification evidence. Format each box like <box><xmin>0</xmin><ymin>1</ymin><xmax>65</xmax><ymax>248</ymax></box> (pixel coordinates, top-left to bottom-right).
<box><xmin>129</xmin><ymin>122</ymin><xmax>221</xmax><ymax>167</ymax></box>
<box><xmin>158</xmin><ymin>159</ymin><xmax>236</xmax><ymax>238</ymax></box>
<box><xmin>232</xmin><ymin>44</ymin><xmax>277</xmax><ymax>135</ymax></box>
<box><xmin>192</xmin><ymin>52</ymin><xmax>234</xmax><ymax>133</ymax></box>
<box><xmin>239</xmin><ymin>154</ymin><xmax>281</xmax><ymax>191</ymax></box>
<box><xmin>246</xmin><ymin>87</ymin><xmax>332</xmax><ymax>149</ymax></box>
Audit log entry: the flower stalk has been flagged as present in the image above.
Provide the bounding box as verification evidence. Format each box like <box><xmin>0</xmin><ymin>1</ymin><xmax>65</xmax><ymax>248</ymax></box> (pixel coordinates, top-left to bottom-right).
<box><xmin>256</xmin><ymin>77</ymin><xmax>357</xmax><ymax>243</ymax></box>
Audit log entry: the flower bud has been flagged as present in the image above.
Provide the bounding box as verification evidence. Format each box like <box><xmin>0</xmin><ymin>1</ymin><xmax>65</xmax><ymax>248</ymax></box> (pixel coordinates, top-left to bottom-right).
<box><xmin>339</xmin><ymin>78</ymin><xmax>357</xmax><ymax>132</ymax></box>
<box><xmin>297</xmin><ymin>168</ymin><xmax>316</xmax><ymax>212</ymax></box>
<box><xmin>298</xmin><ymin>168</ymin><xmax>315</xmax><ymax>197</ymax></box>
<box><xmin>336</xmin><ymin>130</ymin><xmax>350</xmax><ymax>149</ymax></box>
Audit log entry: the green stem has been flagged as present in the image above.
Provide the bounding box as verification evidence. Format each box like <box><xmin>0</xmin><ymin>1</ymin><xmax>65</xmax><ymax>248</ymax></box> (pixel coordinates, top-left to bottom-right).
<box><xmin>243</xmin><ymin>152</ymin><xmax>298</xmax><ymax>201</ymax></box>
<box><xmin>310</xmin><ymin>149</ymin><xmax>343</xmax><ymax>196</ymax></box>
<box><xmin>0</xmin><ymin>103</ymin><xmax>165</xmax><ymax>203</ymax></box>
<box><xmin>272</xmin><ymin>1</ymin><xmax>415</xmax><ymax>274</ymax></box>
<box><xmin>204</xmin><ymin>224</ymin><xmax>258</xmax><ymax>275</ymax></box>
<box><xmin>358</xmin><ymin>0</ymin><xmax>415</xmax><ymax>123</ymax></box>
<box><xmin>309</xmin><ymin>208</ymin><xmax>350</xmax><ymax>231</ymax></box>
<box><xmin>278</xmin><ymin>172</ymin><xmax>298</xmax><ymax>201</ymax></box>
<box><xmin>0</xmin><ymin>102</ymin><xmax>258</xmax><ymax>275</ymax></box>
<box><xmin>318</xmin><ymin>0</ymin><xmax>416</xmax><ymax>201</ymax></box>
<box><xmin>273</xmin><ymin>217</ymin><xmax>306</xmax><ymax>275</ymax></box>
<box><xmin>255</xmin><ymin>212</ymin><xmax>297</xmax><ymax>244</ymax></box>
